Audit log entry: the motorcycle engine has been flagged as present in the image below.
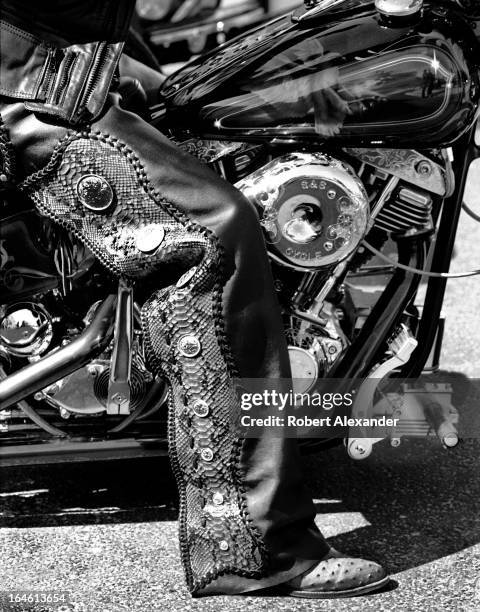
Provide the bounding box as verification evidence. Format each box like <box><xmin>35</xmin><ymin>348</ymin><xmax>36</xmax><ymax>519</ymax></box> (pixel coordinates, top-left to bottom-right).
<box><xmin>237</xmin><ymin>152</ymin><xmax>370</xmax><ymax>387</ymax></box>
<box><xmin>237</xmin><ymin>152</ymin><xmax>370</xmax><ymax>270</ymax></box>
<box><xmin>0</xmin><ymin>209</ymin><xmax>154</xmax><ymax>421</ymax></box>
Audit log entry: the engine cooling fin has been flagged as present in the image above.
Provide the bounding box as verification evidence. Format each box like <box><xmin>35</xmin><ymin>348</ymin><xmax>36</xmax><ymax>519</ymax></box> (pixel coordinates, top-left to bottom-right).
<box><xmin>374</xmin><ymin>187</ymin><xmax>433</xmax><ymax>235</ymax></box>
<box><xmin>350</xmin><ymin>185</ymin><xmax>433</xmax><ymax>271</ymax></box>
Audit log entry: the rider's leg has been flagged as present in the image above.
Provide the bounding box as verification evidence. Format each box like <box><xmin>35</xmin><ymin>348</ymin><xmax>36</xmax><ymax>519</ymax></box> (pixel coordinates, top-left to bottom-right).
<box><xmin>2</xmin><ymin>94</ymin><xmax>332</xmax><ymax>594</ymax></box>
<box><xmin>0</xmin><ymin>22</ymin><xmax>387</xmax><ymax>598</ymax></box>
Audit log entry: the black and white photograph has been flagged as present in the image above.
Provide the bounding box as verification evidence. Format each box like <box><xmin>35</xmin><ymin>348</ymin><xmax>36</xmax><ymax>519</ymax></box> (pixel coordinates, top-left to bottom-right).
<box><xmin>1</xmin><ymin>1</ymin><xmax>480</xmax><ymax>611</ymax></box>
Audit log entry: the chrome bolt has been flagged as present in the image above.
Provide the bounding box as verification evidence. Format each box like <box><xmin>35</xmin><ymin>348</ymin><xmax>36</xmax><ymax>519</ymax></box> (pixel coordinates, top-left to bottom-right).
<box><xmin>87</xmin><ymin>365</ymin><xmax>99</xmax><ymax>377</ymax></box>
<box><xmin>59</xmin><ymin>408</ymin><xmax>70</xmax><ymax>420</ymax></box>
<box><xmin>415</xmin><ymin>160</ymin><xmax>433</xmax><ymax>176</ymax></box>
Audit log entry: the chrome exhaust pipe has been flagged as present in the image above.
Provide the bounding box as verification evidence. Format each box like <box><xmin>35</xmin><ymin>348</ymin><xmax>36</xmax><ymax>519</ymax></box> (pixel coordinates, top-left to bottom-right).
<box><xmin>0</xmin><ymin>295</ymin><xmax>117</xmax><ymax>410</ymax></box>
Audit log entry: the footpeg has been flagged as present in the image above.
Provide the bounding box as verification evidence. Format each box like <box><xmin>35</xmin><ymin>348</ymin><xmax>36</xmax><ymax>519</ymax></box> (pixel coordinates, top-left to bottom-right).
<box><xmin>346</xmin><ymin>324</ymin><xmax>418</xmax><ymax>459</ymax></box>
<box><xmin>346</xmin><ymin>322</ymin><xmax>460</xmax><ymax>459</ymax></box>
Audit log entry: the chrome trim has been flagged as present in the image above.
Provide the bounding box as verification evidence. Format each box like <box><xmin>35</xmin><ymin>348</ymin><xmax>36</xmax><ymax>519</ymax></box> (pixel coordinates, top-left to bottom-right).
<box><xmin>375</xmin><ymin>0</ymin><xmax>423</xmax><ymax>17</ymax></box>
<box><xmin>0</xmin><ymin>303</ymin><xmax>53</xmax><ymax>358</ymax></box>
<box><xmin>345</xmin><ymin>149</ymin><xmax>447</xmax><ymax>196</ymax></box>
<box><xmin>292</xmin><ymin>0</ymin><xmax>348</xmax><ymax>22</ymax></box>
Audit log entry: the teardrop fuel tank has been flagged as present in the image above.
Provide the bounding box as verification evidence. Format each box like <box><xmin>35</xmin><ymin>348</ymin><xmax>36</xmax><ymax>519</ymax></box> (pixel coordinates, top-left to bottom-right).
<box><xmin>161</xmin><ymin>1</ymin><xmax>480</xmax><ymax>147</ymax></box>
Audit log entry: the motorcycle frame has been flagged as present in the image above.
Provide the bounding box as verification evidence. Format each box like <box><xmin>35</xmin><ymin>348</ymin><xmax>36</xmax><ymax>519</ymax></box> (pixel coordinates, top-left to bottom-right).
<box><xmin>405</xmin><ymin>125</ymin><xmax>480</xmax><ymax>377</ymax></box>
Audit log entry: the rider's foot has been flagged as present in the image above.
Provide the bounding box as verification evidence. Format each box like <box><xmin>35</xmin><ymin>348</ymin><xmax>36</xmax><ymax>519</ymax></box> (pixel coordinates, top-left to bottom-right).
<box><xmin>278</xmin><ymin>548</ymin><xmax>389</xmax><ymax>599</ymax></box>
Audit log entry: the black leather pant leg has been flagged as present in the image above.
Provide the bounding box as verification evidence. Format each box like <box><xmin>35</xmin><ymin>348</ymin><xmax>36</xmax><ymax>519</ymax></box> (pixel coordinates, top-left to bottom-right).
<box><xmin>93</xmin><ymin>101</ymin><xmax>331</xmax><ymax>595</ymax></box>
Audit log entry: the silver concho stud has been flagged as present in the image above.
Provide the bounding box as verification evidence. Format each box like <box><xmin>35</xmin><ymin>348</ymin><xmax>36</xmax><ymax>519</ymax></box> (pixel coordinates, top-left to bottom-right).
<box><xmin>192</xmin><ymin>399</ymin><xmax>210</xmax><ymax>418</ymax></box>
<box><xmin>212</xmin><ymin>492</ymin><xmax>224</xmax><ymax>506</ymax></box>
<box><xmin>176</xmin><ymin>267</ymin><xmax>197</xmax><ymax>289</ymax></box>
<box><xmin>178</xmin><ymin>335</ymin><xmax>202</xmax><ymax>358</ymax></box>
<box><xmin>219</xmin><ymin>540</ymin><xmax>230</xmax><ymax>552</ymax></box>
<box><xmin>77</xmin><ymin>174</ymin><xmax>114</xmax><ymax>213</ymax></box>
<box><xmin>200</xmin><ymin>448</ymin><xmax>214</xmax><ymax>462</ymax></box>
<box><xmin>135</xmin><ymin>224</ymin><xmax>165</xmax><ymax>254</ymax></box>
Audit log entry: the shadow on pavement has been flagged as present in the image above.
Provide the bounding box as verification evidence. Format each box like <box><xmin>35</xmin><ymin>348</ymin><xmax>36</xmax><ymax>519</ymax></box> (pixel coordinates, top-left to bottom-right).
<box><xmin>0</xmin><ymin>370</ymin><xmax>479</xmax><ymax>582</ymax></box>
<box><xmin>0</xmin><ymin>456</ymin><xmax>178</xmax><ymax>527</ymax></box>
<box><xmin>305</xmin><ymin>370</ymin><xmax>480</xmax><ymax>575</ymax></box>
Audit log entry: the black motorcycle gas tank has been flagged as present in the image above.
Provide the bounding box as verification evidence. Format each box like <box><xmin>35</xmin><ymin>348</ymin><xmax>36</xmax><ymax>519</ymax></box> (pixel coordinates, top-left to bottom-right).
<box><xmin>161</xmin><ymin>1</ymin><xmax>480</xmax><ymax>147</ymax></box>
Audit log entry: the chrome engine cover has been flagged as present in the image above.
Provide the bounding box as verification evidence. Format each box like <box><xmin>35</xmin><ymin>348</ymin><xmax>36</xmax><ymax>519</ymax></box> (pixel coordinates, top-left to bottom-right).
<box><xmin>0</xmin><ymin>302</ymin><xmax>53</xmax><ymax>357</ymax></box>
<box><xmin>237</xmin><ymin>152</ymin><xmax>369</xmax><ymax>270</ymax></box>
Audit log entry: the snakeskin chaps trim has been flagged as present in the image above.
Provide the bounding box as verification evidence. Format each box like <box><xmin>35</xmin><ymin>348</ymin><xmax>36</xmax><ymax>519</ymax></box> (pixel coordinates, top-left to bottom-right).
<box><xmin>20</xmin><ymin>132</ymin><xmax>268</xmax><ymax>592</ymax></box>
<box><xmin>0</xmin><ymin>115</ymin><xmax>15</xmax><ymax>190</ymax></box>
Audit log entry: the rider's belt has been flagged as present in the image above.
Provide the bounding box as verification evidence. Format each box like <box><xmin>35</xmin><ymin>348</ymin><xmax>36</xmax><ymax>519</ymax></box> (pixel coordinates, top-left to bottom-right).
<box><xmin>0</xmin><ymin>20</ymin><xmax>123</xmax><ymax>125</ymax></box>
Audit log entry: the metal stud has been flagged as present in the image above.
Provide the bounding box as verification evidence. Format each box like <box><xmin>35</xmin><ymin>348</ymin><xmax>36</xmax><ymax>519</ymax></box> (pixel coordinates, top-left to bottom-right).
<box><xmin>76</xmin><ymin>174</ymin><xmax>114</xmax><ymax>213</ymax></box>
<box><xmin>415</xmin><ymin>160</ymin><xmax>433</xmax><ymax>176</ymax></box>
<box><xmin>212</xmin><ymin>492</ymin><xmax>224</xmax><ymax>506</ymax></box>
<box><xmin>135</xmin><ymin>224</ymin><xmax>165</xmax><ymax>254</ymax></box>
<box><xmin>192</xmin><ymin>399</ymin><xmax>210</xmax><ymax>418</ymax></box>
<box><xmin>176</xmin><ymin>267</ymin><xmax>197</xmax><ymax>289</ymax></box>
<box><xmin>178</xmin><ymin>335</ymin><xmax>202</xmax><ymax>358</ymax></box>
<box><xmin>200</xmin><ymin>448</ymin><xmax>214</xmax><ymax>462</ymax></box>
<box><xmin>219</xmin><ymin>540</ymin><xmax>230</xmax><ymax>551</ymax></box>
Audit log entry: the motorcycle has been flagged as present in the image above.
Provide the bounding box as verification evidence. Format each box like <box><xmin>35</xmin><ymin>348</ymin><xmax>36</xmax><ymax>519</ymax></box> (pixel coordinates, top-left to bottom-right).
<box><xmin>134</xmin><ymin>0</ymin><xmax>301</xmax><ymax>67</ymax></box>
<box><xmin>1</xmin><ymin>0</ymin><xmax>479</xmax><ymax>465</ymax></box>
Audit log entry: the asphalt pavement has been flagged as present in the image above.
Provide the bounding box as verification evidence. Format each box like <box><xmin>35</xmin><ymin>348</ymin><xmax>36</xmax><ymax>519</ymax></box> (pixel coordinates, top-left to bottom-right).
<box><xmin>2</xmin><ymin>162</ymin><xmax>480</xmax><ymax>612</ymax></box>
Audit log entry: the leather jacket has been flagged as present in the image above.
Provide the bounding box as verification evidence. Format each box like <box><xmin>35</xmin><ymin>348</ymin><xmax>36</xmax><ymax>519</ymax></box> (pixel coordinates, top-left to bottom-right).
<box><xmin>0</xmin><ymin>0</ymin><xmax>139</xmax><ymax>128</ymax></box>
